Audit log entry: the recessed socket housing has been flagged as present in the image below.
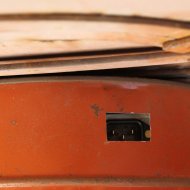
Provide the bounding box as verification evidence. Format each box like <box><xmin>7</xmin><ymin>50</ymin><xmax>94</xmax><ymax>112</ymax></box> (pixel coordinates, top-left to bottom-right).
<box><xmin>106</xmin><ymin>113</ymin><xmax>150</xmax><ymax>141</ymax></box>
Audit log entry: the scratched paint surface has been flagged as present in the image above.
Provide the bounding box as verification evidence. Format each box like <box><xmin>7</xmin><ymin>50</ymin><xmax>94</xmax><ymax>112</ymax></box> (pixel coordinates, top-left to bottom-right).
<box><xmin>0</xmin><ymin>78</ymin><xmax>189</xmax><ymax>179</ymax></box>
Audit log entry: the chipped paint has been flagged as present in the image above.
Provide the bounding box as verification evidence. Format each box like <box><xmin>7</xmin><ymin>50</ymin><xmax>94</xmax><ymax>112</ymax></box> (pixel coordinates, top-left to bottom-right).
<box><xmin>91</xmin><ymin>104</ymin><xmax>102</xmax><ymax>117</ymax></box>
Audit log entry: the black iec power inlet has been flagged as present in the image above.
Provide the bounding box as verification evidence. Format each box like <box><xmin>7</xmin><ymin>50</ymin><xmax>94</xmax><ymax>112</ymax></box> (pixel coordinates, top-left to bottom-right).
<box><xmin>106</xmin><ymin>113</ymin><xmax>150</xmax><ymax>141</ymax></box>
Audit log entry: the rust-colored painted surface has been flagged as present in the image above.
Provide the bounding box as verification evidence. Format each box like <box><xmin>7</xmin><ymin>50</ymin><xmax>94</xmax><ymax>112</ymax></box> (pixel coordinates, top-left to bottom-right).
<box><xmin>0</xmin><ymin>186</ymin><xmax>188</xmax><ymax>190</ymax></box>
<box><xmin>0</xmin><ymin>77</ymin><xmax>189</xmax><ymax>188</ymax></box>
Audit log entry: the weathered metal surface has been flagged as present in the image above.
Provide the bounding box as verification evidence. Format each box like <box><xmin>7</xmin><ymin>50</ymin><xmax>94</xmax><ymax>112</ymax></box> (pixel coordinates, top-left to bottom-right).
<box><xmin>0</xmin><ymin>177</ymin><xmax>189</xmax><ymax>188</ymax></box>
<box><xmin>0</xmin><ymin>77</ymin><xmax>189</xmax><ymax>188</ymax></box>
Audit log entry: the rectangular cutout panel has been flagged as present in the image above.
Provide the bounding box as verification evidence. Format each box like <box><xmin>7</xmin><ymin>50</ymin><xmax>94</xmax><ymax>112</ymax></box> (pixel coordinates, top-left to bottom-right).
<box><xmin>106</xmin><ymin>113</ymin><xmax>150</xmax><ymax>141</ymax></box>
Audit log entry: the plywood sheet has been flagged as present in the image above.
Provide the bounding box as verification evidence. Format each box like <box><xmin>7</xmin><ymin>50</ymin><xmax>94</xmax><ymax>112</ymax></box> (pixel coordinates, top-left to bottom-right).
<box><xmin>0</xmin><ymin>51</ymin><xmax>189</xmax><ymax>76</ymax></box>
<box><xmin>0</xmin><ymin>0</ymin><xmax>189</xmax><ymax>21</ymax></box>
<box><xmin>0</xmin><ymin>20</ymin><xmax>189</xmax><ymax>57</ymax></box>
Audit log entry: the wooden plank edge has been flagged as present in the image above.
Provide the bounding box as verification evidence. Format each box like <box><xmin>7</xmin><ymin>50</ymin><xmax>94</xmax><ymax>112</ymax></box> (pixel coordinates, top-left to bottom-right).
<box><xmin>0</xmin><ymin>52</ymin><xmax>189</xmax><ymax>76</ymax></box>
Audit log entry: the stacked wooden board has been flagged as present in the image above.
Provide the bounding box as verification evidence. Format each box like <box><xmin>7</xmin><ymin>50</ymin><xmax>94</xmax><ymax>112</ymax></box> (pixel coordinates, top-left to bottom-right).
<box><xmin>0</xmin><ymin>0</ymin><xmax>189</xmax><ymax>81</ymax></box>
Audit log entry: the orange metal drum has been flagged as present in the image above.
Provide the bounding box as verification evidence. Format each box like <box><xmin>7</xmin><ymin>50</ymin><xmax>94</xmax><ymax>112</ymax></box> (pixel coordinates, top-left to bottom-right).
<box><xmin>0</xmin><ymin>77</ymin><xmax>189</xmax><ymax>189</ymax></box>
